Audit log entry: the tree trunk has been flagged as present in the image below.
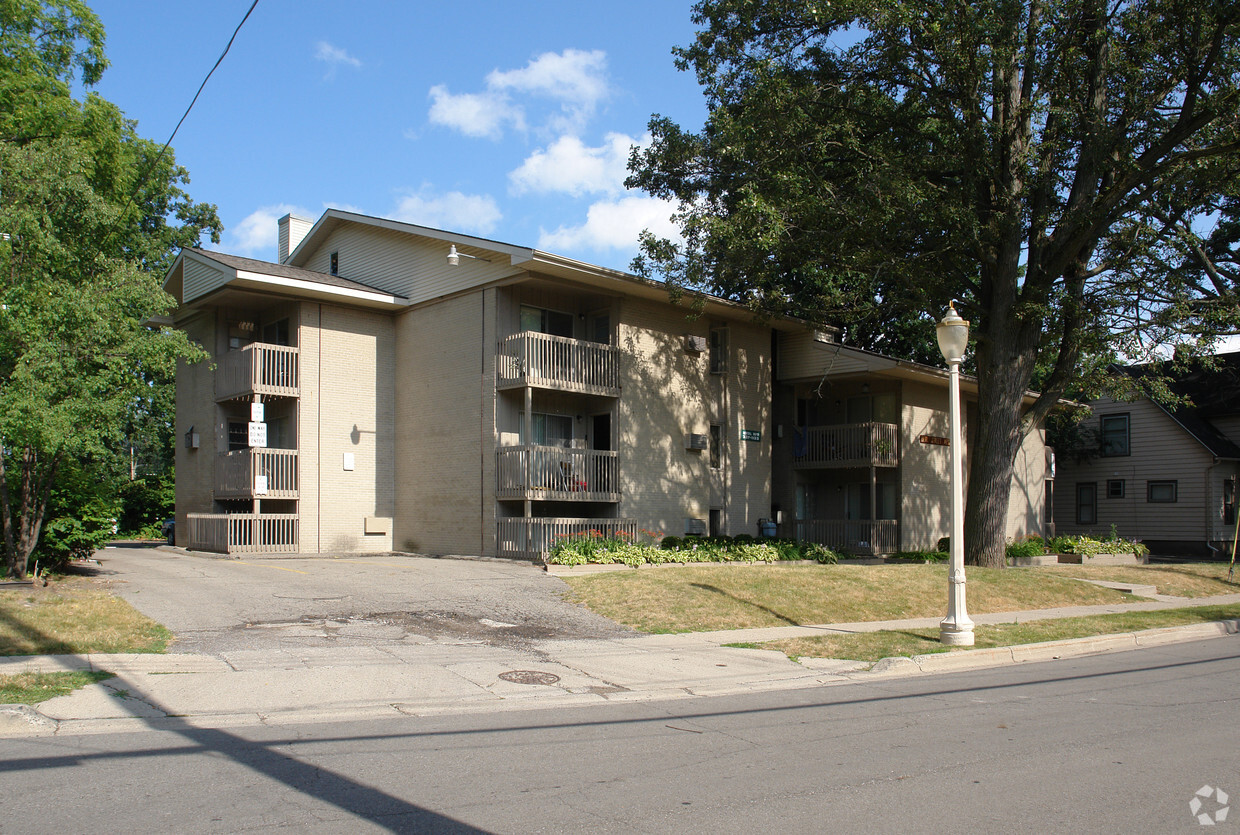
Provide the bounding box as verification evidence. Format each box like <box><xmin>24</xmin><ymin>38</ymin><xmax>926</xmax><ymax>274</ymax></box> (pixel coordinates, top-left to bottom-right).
<box><xmin>965</xmin><ymin>324</ymin><xmax>1039</xmax><ymax>568</ymax></box>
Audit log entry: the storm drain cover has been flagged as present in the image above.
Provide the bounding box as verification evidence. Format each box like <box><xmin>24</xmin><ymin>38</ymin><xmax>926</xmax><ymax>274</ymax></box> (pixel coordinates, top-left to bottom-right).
<box><xmin>498</xmin><ymin>670</ymin><xmax>561</xmax><ymax>686</ymax></box>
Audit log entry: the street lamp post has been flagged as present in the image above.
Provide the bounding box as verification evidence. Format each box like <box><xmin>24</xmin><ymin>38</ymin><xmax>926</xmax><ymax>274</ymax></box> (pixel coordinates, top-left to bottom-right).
<box><xmin>937</xmin><ymin>302</ymin><xmax>975</xmax><ymax>646</ymax></box>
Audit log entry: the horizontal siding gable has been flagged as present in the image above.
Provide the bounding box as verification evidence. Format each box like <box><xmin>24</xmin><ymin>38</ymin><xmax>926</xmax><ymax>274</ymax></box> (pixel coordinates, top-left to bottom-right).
<box><xmin>777</xmin><ymin>331</ymin><xmax>879</xmax><ymax>381</ymax></box>
<box><xmin>182</xmin><ymin>256</ymin><xmax>234</xmax><ymax>303</ymax></box>
<box><xmin>300</xmin><ymin>225</ymin><xmax>521</xmax><ymax>304</ymax></box>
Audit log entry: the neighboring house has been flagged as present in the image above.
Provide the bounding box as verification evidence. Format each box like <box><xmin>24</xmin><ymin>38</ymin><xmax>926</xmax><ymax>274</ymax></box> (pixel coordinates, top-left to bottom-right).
<box><xmin>164</xmin><ymin>209</ymin><xmax>1051</xmax><ymax>558</ymax></box>
<box><xmin>1052</xmin><ymin>353</ymin><xmax>1240</xmax><ymax>557</ymax></box>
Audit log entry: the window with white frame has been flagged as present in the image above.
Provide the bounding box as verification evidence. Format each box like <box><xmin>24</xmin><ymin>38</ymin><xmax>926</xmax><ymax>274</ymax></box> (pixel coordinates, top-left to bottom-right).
<box><xmin>1099</xmin><ymin>414</ymin><xmax>1130</xmax><ymax>456</ymax></box>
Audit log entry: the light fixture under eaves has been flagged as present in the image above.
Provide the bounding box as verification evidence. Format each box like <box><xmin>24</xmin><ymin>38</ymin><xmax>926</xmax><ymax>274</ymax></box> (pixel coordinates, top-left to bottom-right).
<box><xmin>447</xmin><ymin>244</ymin><xmax>491</xmax><ymax>266</ymax></box>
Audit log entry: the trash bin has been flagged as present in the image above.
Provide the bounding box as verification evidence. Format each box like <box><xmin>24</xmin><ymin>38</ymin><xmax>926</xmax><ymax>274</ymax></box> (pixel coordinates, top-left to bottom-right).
<box><xmin>758</xmin><ymin>519</ymin><xmax>777</xmax><ymax>538</ymax></box>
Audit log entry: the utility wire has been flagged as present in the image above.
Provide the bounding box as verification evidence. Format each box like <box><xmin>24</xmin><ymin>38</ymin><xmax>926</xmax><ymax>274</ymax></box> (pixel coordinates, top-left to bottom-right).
<box><xmin>124</xmin><ymin>0</ymin><xmax>261</xmax><ymax>211</ymax></box>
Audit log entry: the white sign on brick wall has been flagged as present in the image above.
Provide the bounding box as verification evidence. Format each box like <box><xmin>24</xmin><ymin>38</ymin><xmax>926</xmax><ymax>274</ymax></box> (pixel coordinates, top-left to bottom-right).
<box><xmin>254</xmin><ymin>475</ymin><xmax>268</xmax><ymax>495</ymax></box>
<box><xmin>250</xmin><ymin>402</ymin><xmax>265</xmax><ymax>422</ymax></box>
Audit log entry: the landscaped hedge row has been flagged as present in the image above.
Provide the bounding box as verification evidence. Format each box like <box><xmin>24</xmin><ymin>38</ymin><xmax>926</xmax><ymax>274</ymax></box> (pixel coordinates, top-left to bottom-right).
<box><xmin>545</xmin><ymin>530</ymin><xmax>840</xmax><ymax>566</ymax></box>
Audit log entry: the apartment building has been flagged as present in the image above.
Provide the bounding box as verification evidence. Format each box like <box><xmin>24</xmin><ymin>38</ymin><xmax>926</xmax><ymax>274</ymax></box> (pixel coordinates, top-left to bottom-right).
<box><xmin>166</xmin><ymin>209</ymin><xmax>1050</xmax><ymax>558</ymax></box>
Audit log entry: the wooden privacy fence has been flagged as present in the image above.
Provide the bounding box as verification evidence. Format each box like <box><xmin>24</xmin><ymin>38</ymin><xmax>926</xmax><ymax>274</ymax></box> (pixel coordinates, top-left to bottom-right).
<box><xmin>216</xmin><ymin>343</ymin><xmax>299</xmax><ymax>400</ymax></box>
<box><xmin>497</xmin><ymin>517</ymin><xmax>637</xmax><ymax>560</ymax></box>
<box><xmin>496</xmin><ymin>446</ymin><xmax>619</xmax><ymax>500</ymax></box>
<box><xmin>187</xmin><ymin>513</ymin><xmax>299</xmax><ymax>554</ymax></box>
<box><xmin>495</xmin><ymin>332</ymin><xmax>620</xmax><ymax>395</ymax></box>
<box><xmin>792</xmin><ymin>422</ymin><xmax>899</xmax><ymax>468</ymax></box>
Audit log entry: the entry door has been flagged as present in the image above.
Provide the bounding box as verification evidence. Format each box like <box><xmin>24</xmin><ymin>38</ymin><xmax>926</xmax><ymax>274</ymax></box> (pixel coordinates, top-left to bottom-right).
<box><xmin>591</xmin><ymin>414</ymin><xmax>611</xmax><ymax>451</ymax></box>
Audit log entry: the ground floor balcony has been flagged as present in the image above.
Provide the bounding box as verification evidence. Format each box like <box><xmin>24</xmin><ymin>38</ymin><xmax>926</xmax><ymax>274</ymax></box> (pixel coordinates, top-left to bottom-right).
<box><xmin>792</xmin><ymin>422</ymin><xmax>899</xmax><ymax>468</ymax></box>
<box><xmin>496</xmin><ymin>446</ymin><xmax>619</xmax><ymax>502</ymax></box>
<box><xmin>497</xmin><ymin>517</ymin><xmax>636</xmax><ymax>561</ymax></box>
<box><xmin>186</xmin><ymin>513</ymin><xmax>299</xmax><ymax>554</ymax></box>
<box><xmin>215</xmin><ymin>449</ymin><xmax>298</xmax><ymax>499</ymax></box>
<box><xmin>785</xmin><ymin>519</ymin><xmax>898</xmax><ymax>556</ymax></box>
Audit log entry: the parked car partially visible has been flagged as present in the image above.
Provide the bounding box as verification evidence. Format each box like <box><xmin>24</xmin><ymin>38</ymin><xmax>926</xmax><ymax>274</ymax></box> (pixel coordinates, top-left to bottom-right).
<box><xmin>161</xmin><ymin>518</ymin><xmax>175</xmax><ymax>544</ymax></box>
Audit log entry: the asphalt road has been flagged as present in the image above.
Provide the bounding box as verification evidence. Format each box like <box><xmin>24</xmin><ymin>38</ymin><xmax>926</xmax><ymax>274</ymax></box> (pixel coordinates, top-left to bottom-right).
<box><xmin>5</xmin><ymin>636</ymin><xmax>1239</xmax><ymax>833</ymax></box>
<box><xmin>88</xmin><ymin>546</ymin><xmax>634</xmax><ymax>653</ymax></box>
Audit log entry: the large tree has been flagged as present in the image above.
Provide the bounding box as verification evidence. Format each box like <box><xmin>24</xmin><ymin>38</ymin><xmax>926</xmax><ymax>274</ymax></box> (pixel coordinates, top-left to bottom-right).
<box><xmin>628</xmin><ymin>0</ymin><xmax>1240</xmax><ymax>566</ymax></box>
<box><xmin>0</xmin><ymin>0</ymin><xmax>220</xmax><ymax>576</ymax></box>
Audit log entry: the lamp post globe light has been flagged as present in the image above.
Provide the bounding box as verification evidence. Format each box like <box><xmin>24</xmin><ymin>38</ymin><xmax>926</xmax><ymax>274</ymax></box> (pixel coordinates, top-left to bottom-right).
<box><xmin>937</xmin><ymin>301</ymin><xmax>975</xmax><ymax>646</ymax></box>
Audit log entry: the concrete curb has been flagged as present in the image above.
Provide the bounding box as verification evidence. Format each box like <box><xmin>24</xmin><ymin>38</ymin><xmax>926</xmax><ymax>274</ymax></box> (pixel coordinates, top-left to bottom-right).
<box><xmin>867</xmin><ymin>619</ymin><xmax>1240</xmax><ymax>676</ymax></box>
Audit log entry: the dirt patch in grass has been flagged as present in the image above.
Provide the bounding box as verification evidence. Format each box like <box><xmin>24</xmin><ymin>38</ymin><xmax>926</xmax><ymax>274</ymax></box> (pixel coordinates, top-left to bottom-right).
<box><xmin>560</xmin><ymin>563</ymin><xmax>1133</xmax><ymax>633</ymax></box>
<box><xmin>0</xmin><ymin>670</ymin><xmax>115</xmax><ymax>704</ymax></box>
<box><xmin>751</xmin><ymin>603</ymin><xmax>1240</xmax><ymax>664</ymax></box>
<box><xmin>0</xmin><ymin>576</ymin><xmax>170</xmax><ymax>656</ymax></box>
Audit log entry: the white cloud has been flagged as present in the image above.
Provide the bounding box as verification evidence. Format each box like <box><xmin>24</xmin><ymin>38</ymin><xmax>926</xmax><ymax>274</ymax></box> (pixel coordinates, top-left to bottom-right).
<box><xmin>391</xmin><ymin>188</ymin><xmax>502</xmax><ymax>234</ymax></box>
<box><xmin>427</xmin><ymin>84</ymin><xmax>524</xmax><ymax>140</ymax></box>
<box><xmin>224</xmin><ymin>203</ymin><xmax>315</xmax><ymax>258</ymax></box>
<box><xmin>427</xmin><ymin>49</ymin><xmax>610</xmax><ymax>139</ymax></box>
<box><xmin>509</xmin><ymin>132</ymin><xmax>647</xmax><ymax>197</ymax></box>
<box><xmin>537</xmin><ymin>195</ymin><xmax>679</xmax><ymax>254</ymax></box>
<box><xmin>315</xmin><ymin>41</ymin><xmax>361</xmax><ymax>70</ymax></box>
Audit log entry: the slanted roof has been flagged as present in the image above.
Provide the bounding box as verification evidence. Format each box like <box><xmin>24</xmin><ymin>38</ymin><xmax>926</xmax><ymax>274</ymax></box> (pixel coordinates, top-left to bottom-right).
<box><xmin>1123</xmin><ymin>352</ymin><xmax>1240</xmax><ymax>459</ymax></box>
<box><xmin>188</xmin><ymin>248</ymin><xmax>400</xmax><ymax>296</ymax></box>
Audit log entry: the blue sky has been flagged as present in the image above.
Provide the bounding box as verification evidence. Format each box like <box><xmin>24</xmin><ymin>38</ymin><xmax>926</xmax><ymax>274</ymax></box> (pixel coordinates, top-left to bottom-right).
<box><xmin>88</xmin><ymin>0</ymin><xmax>708</xmax><ymax>271</ymax></box>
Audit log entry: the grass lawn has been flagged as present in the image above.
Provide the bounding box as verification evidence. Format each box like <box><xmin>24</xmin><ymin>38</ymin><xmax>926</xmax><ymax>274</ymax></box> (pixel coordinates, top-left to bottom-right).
<box><xmin>0</xmin><ymin>670</ymin><xmax>115</xmax><ymax>705</ymax></box>
<box><xmin>560</xmin><ymin>562</ymin><xmax>1240</xmax><ymax>634</ymax></box>
<box><xmin>745</xmin><ymin>603</ymin><xmax>1240</xmax><ymax>664</ymax></box>
<box><xmin>0</xmin><ymin>577</ymin><xmax>171</xmax><ymax>656</ymax></box>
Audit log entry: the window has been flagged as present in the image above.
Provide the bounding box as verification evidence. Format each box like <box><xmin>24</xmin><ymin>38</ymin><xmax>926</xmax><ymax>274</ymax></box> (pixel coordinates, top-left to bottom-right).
<box><xmin>521</xmin><ymin>412</ymin><xmax>573</xmax><ymax>447</ymax></box>
<box><xmin>709</xmin><ymin>326</ymin><xmax>727</xmax><ymax>374</ymax></box>
<box><xmin>329</xmin><ymin>251</ymin><xmax>339</xmax><ymax>276</ymax></box>
<box><xmin>709</xmin><ymin>423</ymin><xmax>722</xmax><ymax>469</ymax></box>
<box><xmin>262</xmin><ymin>318</ymin><xmax>290</xmax><ymax>346</ymax></box>
<box><xmin>1100</xmin><ymin>414</ymin><xmax>1130</xmax><ymax>456</ymax></box>
<box><xmin>227</xmin><ymin>422</ymin><xmax>248</xmax><ymax>452</ymax></box>
<box><xmin>1147</xmin><ymin>480</ymin><xmax>1178</xmax><ymax>503</ymax></box>
<box><xmin>519</xmin><ymin>305</ymin><xmax>574</xmax><ymax>338</ymax></box>
<box><xmin>1106</xmin><ymin>479</ymin><xmax>1125</xmax><ymax>498</ymax></box>
<box><xmin>1076</xmin><ymin>483</ymin><xmax>1097</xmax><ymax>525</ymax></box>
<box><xmin>1225</xmin><ymin>478</ymin><xmax>1236</xmax><ymax>526</ymax></box>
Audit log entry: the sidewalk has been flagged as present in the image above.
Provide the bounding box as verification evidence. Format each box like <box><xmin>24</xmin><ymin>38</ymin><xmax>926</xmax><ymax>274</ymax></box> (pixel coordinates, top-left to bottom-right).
<box><xmin>3</xmin><ymin>594</ymin><xmax>1239</xmax><ymax>736</ymax></box>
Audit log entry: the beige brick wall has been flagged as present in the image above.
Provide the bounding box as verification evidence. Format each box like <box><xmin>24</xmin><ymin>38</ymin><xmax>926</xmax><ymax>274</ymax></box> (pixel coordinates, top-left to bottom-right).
<box><xmin>393</xmin><ymin>291</ymin><xmax>492</xmax><ymax>556</ymax></box>
<box><xmin>616</xmin><ymin>299</ymin><xmax>771</xmax><ymax>537</ymax></box>
<box><xmin>173</xmin><ymin>309</ymin><xmax>219</xmax><ymax>545</ymax></box>
<box><xmin>298</xmin><ymin>303</ymin><xmax>396</xmax><ymax>553</ymax></box>
<box><xmin>899</xmin><ymin>380</ymin><xmax>953</xmax><ymax>550</ymax></box>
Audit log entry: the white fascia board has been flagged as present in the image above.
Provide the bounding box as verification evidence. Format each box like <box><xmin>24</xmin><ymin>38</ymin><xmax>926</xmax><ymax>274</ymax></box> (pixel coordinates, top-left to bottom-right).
<box><xmin>232</xmin><ymin>269</ymin><xmax>407</xmax><ymax>308</ymax></box>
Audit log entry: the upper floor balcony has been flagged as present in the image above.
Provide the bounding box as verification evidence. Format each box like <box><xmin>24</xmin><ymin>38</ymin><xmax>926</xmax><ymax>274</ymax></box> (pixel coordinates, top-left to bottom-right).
<box><xmin>792</xmin><ymin>422</ymin><xmax>900</xmax><ymax>468</ymax></box>
<box><xmin>216</xmin><ymin>343</ymin><xmax>299</xmax><ymax>401</ymax></box>
<box><xmin>496</xmin><ymin>445</ymin><xmax>620</xmax><ymax>502</ymax></box>
<box><xmin>496</xmin><ymin>332</ymin><xmax>620</xmax><ymax>397</ymax></box>
<box><xmin>215</xmin><ymin>448</ymin><xmax>299</xmax><ymax>500</ymax></box>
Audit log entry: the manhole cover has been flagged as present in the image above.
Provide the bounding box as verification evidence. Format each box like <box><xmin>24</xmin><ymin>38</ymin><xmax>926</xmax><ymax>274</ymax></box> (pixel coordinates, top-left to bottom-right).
<box><xmin>498</xmin><ymin>670</ymin><xmax>561</xmax><ymax>686</ymax></box>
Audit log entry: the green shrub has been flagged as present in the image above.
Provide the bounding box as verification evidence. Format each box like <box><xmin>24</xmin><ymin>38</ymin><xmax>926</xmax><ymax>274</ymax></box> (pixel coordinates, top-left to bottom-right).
<box><xmin>1005</xmin><ymin>536</ymin><xmax>1047</xmax><ymax>559</ymax></box>
<box><xmin>660</xmin><ymin>535</ymin><xmax>682</xmax><ymax>550</ymax></box>
<box><xmin>731</xmin><ymin>533</ymin><xmax>755</xmax><ymax>543</ymax></box>
<box><xmin>936</xmin><ymin>536</ymin><xmax>950</xmax><ymax>553</ymax></box>
<box><xmin>1048</xmin><ymin>534</ymin><xmax>1147</xmax><ymax>558</ymax></box>
<box><xmin>803</xmin><ymin>543</ymin><xmax>840</xmax><ymax>564</ymax></box>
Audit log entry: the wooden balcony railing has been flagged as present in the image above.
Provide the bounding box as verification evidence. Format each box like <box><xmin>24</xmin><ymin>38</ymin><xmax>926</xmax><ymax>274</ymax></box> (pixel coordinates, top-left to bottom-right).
<box><xmin>216</xmin><ymin>343</ymin><xmax>299</xmax><ymax>400</ymax></box>
<box><xmin>497</xmin><ymin>517</ymin><xmax>637</xmax><ymax>561</ymax></box>
<box><xmin>496</xmin><ymin>446</ymin><xmax>619</xmax><ymax>501</ymax></box>
<box><xmin>215</xmin><ymin>449</ymin><xmax>298</xmax><ymax>499</ymax></box>
<box><xmin>496</xmin><ymin>332</ymin><xmax>620</xmax><ymax>396</ymax></box>
<box><xmin>792</xmin><ymin>422</ymin><xmax>899</xmax><ymax>468</ymax></box>
<box><xmin>786</xmin><ymin>519</ymin><xmax>899</xmax><ymax>556</ymax></box>
<box><xmin>186</xmin><ymin>513</ymin><xmax>299</xmax><ymax>554</ymax></box>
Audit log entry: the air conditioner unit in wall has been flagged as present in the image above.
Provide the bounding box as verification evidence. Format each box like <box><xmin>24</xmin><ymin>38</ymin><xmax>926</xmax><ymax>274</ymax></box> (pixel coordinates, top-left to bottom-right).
<box><xmin>685</xmin><ymin>334</ymin><xmax>708</xmax><ymax>354</ymax></box>
<box><xmin>685</xmin><ymin>518</ymin><xmax>707</xmax><ymax>536</ymax></box>
<box><xmin>685</xmin><ymin>433</ymin><xmax>709</xmax><ymax>450</ymax></box>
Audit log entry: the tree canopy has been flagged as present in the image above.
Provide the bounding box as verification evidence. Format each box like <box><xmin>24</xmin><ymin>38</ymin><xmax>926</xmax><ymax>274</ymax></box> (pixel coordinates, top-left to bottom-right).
<box><xmin>0</xmin><ymin>0</ymin><xmax>221</xmax><ymax>575</ymax></box>
<box><xmin>628</xmin><ymin>0</ymin><xmax>1240</xmax><ymax>565</ymax></box>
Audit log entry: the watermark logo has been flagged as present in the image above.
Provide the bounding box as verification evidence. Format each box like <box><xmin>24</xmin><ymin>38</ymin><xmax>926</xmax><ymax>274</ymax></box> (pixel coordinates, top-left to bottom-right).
<box><xmin>1191</xmin><ymin>785</ymin><xmax>1230</xmax><ymax>826</ymax></box>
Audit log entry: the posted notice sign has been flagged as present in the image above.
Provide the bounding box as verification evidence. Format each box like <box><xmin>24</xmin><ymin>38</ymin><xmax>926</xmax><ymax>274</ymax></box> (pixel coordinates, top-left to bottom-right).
<box><xmin>248</xmin><ymin>421</ymin><xmax>268</xmax><ymax>448</ymax></box>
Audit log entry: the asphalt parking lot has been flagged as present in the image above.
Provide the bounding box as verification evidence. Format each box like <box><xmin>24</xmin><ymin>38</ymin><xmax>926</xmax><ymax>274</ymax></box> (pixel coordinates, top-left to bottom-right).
<box><xmin>89</xmin><ymin>546</ymin><xmax>636</xmax><ymax>654</ymax></box>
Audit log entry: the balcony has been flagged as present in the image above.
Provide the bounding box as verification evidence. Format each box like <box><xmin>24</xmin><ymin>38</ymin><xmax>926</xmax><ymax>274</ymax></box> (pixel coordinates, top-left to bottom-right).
<box><xmin>215</xmin><ymin>448</ymin><xmax>298</xmax><ymax>500</ymax></box>
<box><xmin>787</xmin><ymin>519</ymin><xmax>898</xmax><ymax>556</ymax></box>
<box><xmin>792</xmin><ymin>422</ymin><xmax>899</xmax><ymax>468</ymax></box>
<box><xmin>497</xmin><ymin>446</ymin><xmax>619</xmax><ymax>502</ymax></box>
<box><xmin>216</xmin><ymin>343</ymin><xmax>299</xmax><ymax>401</ymax></box>
<box><xmin>496</xmin><ymin>332</ymin><xmax>620</xmax><ymax>396</ymax></box>
<box><xmin>497</xmin><ymin>517</ymin><xmax>637</xmax><ymax>561</ymax></box>
<box><xmin>186</xmin><ymin>513</ymin><xmax>299</xmax><ymax>554</ymax></box>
